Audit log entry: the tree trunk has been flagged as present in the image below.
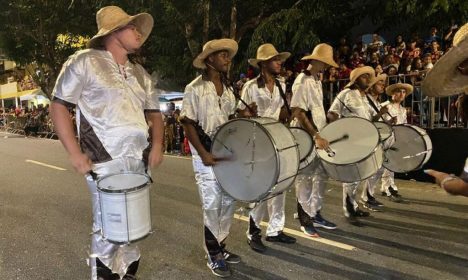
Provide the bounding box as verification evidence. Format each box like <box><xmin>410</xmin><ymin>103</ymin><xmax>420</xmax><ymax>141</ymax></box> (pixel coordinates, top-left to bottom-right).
<box><xmin>202</xmin><ymin>0</ymin><xmax>210</xmax><ymax>44</ymax></box>
<box><xmin>229</xmin><ymin>0</ymin><xmax>237</xmax><ymax>40</ymax></box>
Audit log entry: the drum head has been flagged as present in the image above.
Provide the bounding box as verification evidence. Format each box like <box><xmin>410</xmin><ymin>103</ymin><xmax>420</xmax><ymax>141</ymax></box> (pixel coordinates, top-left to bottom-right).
<box><xmin>290</xmin><ymin>127</ymin><xmax>313</xmax><ymax>162</ymax></box>
<box><xmin>211</xmin><ymin>118</ymin><xmax>278</xmax><ymax>202</ymax></box>
<box><xmin>317</xmin><ymin>117</ymin><xmax>380</xmax><ymax>165</ymax></box>
<box><xmin>384</xmin><ymin>125</ymin><xmax>431</xmax><ymax>173</ymax></box>
<box><xmin>374</xmin><ymin>122</ymin><xmax>393</xmax><ymax>141</ymax></box>
<box><xmin>98</xmin><ymin>173</ymin><xmax>150</xmax><ymax>193</ymax></box>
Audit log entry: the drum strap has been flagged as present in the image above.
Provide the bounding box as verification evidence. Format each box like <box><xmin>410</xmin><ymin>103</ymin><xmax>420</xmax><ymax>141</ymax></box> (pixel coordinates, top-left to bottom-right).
<box><xmin>365</xmin><ymin>94</ymin><xmax>384</xmax><ymax>121</ymax></box>
<box><xmin>275</xmin><ymin>79</ymin><xmax>292</xmax><ymax>116</ymax></box>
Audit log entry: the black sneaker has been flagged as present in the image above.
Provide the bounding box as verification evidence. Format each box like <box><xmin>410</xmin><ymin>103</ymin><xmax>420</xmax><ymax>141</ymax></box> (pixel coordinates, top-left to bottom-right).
<box><xmin>368</xmin><ymin>197</ymin><xmax>384</xmax><ymax>207</ymax></box>
<box><xmin>362</xmin><ymin>201</ymin><xmax>381</xmax><ymax>212</ymax></box>
<box><xmin>388</xmin><ymin>193</ymin><xmax>403</xmax><ymax>203</ymax></box>
<box><xmin>313</xmin><ymin>212</ymin><xmax>337</xmax><ymax>229</ymax></box>
<box><xmin>300</xmin><ymin>225</ymin><xmax>320</xmax><ymax>237</ymax></box>
<box><xmin>265</xmin><ymin>231</ymin><xmax>296</xmax><ymax>244</ymax></box>
<box><xmin>207</xmin><ymin>253</ymin><xmax>231</xmax><ymax>278</ymax></box>
<box><xmin>223</xmin><ymin>249</ymin><xmax>241</xmax><ymax>264</ymax></box>
<box><xmin>353</xmin><ymin>208</ymin><xmax>370</xmax><ymax>217</ymax></box>
<box><xmin>248</xmin><ymin>234</ymin><xmax>267</xmax><ymax>253</ymax></box>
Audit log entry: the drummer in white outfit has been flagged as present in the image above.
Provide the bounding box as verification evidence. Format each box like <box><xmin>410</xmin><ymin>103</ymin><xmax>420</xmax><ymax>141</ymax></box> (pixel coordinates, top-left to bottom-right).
<box><xmin>327</xmin><ymin>66</ymin><xmax>375</xmax><ymax>222</ymax></box>
<box><xmin>359</xmin><ymin>74</ymin><xmax>397</xmax><ymax>210</ymax></box>
<box><xmin>180</xmin><ymin>39</ymin><xmax>250</xmax><ymax>278</ymax></box>
<box><xmin>290</xmin><ymin>43</ymin><xmax>339</xmax><ymax>237</ymax></box>
<box><xmin>380</xmin><ymin>83</ymin><xmax>414</xmax><ymax>201</ymax></box>
<box><xmin>50</xmin><ymin>6</ymin><xmax>164</xmax><ymax>279</ymax></box>
<box><xmin>238</xmin><ymin>44</ymin><xmax>296</xmax><ymax>253</ymax></box>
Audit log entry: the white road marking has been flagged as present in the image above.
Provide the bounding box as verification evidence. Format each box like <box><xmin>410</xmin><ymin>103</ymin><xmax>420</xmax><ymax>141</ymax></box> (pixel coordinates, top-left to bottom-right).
<box><xmin>25</xmin><ymin>160</ymin><xmax>67</xmax><ymax>171</ymax></box>
<box><xmin>234</xmin><ymin>214</ymin><xmax>357</xmax><ymax>251</ymax></box>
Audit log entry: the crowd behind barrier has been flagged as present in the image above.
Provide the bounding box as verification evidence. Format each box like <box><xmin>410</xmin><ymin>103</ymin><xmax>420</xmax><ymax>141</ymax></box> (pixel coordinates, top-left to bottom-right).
<box><xmin>0</xmin><ymin>105</ymin><xmax>58</xmax><ymax>139</ymax></box>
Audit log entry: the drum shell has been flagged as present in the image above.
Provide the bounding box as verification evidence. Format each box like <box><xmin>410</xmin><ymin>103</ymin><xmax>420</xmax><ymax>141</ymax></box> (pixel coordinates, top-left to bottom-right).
<box><xmin>289</xmin><ymin>127</ymin><xmax>317</xmax><ymax>170</ymax></box>
<box><xmin>97</xmin><ymin>173</ymin><xmax>152</xmax><ymax>244</ymax></box>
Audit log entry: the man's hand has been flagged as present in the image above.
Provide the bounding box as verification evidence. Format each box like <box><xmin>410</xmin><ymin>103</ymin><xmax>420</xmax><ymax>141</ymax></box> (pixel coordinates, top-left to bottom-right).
<box><xmin>424</xmin><ymin>169</ymin><xmax>448</xmax><ymax>185</ymax></box>
<box><xmin>69</xmin><ymin>152</ymin><xmax>93</xmax><ymax>175</ymax></box>
<box><xmin>379</xmin><ymin>106</ymin><xmax>389</xmax><ymax>115</ymax></box>
<box><xmin>315</xmin><ymin>135</ymin><xmax>330</xmax><ymax>150</ymax></box>
<box><xmin>148</xmin><ymin>143</ymin><xmax>164</xmax><ymax>168</ymax></box>
<box><xmin>200</xmin><ymin>151</ymin><xmax>217</xmax><ymax>166</ymax></box>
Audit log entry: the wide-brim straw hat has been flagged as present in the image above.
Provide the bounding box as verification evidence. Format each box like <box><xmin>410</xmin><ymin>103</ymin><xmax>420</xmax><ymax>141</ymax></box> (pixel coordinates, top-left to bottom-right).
<box><xmin>87</xmin><ymin>6</ymin><xmax>154</xmax><ymax>48</ymax></box>
<box><xmin>367</xmin><ymin>74</ymin><xmax>387</xmax><ymax>90</ymax></box>
<box><xmin>248</xmin><ymin>43</ymin><xmax>291</xmax><ymax>68</ymax></box>
<box><xmin>193</xmin><ymin>39</ymin><xmax>238</xmax><ymax>69</ymax></box>
<box><xmin>301</xmin><ymin>43</ymin><xmax>339</xmax><ymax>68</ymax></box>
<box><xmin>422</xmin><ymin>23</ymin><xmax>468</xmax><ymax>96</ymax></box>
<box><xmin>386</xmin><ymin>83</ymin><xmax>414</xmax><ymax>96</ymax></box>
<box><xmin>344</xmin><ymin>66</ymin><xmax>375</xmax><ymax>88</ymax></box>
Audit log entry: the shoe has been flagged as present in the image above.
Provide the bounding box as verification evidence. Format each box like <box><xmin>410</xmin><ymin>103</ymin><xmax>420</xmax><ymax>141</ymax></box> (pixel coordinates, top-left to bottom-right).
<box><xmin>389</xmin><ymin>186</ymin><xmax>402</xmax><ymax>198</ymax></box>
<box><xmin>123</xmin><ymin>275</ymin><xmax>137</xmax><ymax>280</ymax></box>
<box><xmin>265</xmin><ymin>231</ymin><xmax>296</xmax><ymax>244</ymax></box>
<box><xmin>362</xmin><ymin>201</ymin><xmax>381</xmax><ymax>212</ymax></box>
<box><xmin>313</xmin><ymin>212</ymin><xmax>337</xmax><ymax>229</ymax></box>
<box><xmin>207</xmin><ymin>254</ymin><xmax>231</xmax><ymax>278</ymax></box>
<box><xmin>381</xmin><ymin>191</ymin><xmax>387</xmax><ymax>196</ymax></box>
<box><xmin>223</xmin><ymin>249</ymin><xmax>241</xmax><ymax>264</ymax></box>
<box><xmin>388</xmin><ymin>193</ymin><xmax>403</xmax><ymax>203</ymax></box>
<box><xmin>300</xmin><ymin>225</ymin><xmax>320</xmax><ymax>237</ymax></box>
<box><xmin>248</xmin><ymin>234</ymin><xmax>267</xmax><ymax>253</ymax></box>
<box><xmin>368</xmin><ymin>197</ymin><xmax>384</xmax><ymax>207</ymax></box>
<box><xmin>352</xmin><ymin>208</ymin><xmax>370</xmax><ymax>217</ymax></box>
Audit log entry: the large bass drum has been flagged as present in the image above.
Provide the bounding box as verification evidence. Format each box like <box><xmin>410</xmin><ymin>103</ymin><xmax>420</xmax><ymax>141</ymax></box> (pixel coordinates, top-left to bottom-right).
<box><xmin>316</xmin><ymin>117</ymin><xmax>383</xmax><ymax>183</ymax></box>
<box><xmin>383</xmin><ymin>124</ymin><xmax>432</xmax><ymax>173</ymax></box>
<box><xmin>211</xmin><ymin>117</ymin><xmax>299</xmax><ymax>202</ymax></box>
<box><xmin>289</xmin><ymin>127</ymin><xmax>317</xmax><ymax>170</ymax></box>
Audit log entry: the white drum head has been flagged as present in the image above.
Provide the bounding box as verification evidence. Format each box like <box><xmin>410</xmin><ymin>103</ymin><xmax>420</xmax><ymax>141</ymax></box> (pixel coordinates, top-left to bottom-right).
<box><xmin>98</xmin><ymin>173</ymin><xmax>150</xmax><ymax>193</ymax></box>
<box><xmin>317</xmin><ymin>117</ymin><xmax>380</xmax><ymax>165</ymax></box>
<box><xmin>290</xmin><ymin>127</ymin><xmax>313</xmax><ymax>162</ymax></box>
<box><xmin>384</xmin><ymin>125</ymin><xmax>432</xmax><ymax>172</ymax></box>
<box><xmin>212</xmin><ymin>118</ymin><xmax>279</xmax><ymax>201</ymax></box>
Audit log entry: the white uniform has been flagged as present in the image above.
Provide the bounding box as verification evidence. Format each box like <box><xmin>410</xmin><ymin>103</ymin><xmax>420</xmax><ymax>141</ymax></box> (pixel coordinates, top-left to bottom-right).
<box><xmin>52</xmin><ymin>49</ymin><xmax>160</xmax><ymax>279</ymax></box>
<box><xmin>328</xmin><ymin>88</ymin><xmax>374</xmax><ymax>216</ymax></box>
<box><xmin>238</xmin><ymin>76</ymin><xmax>286</xmax><ymax>237</ymax></box>
<box><xmin>290</xmin><ymin>73</ymin><xmax>328</xmax><ymax>221</ymax></box>
<box><xmin>180</xmin><ymin>75</ymin><xmax>237</xmax><ymax>259</ymax></box>
<box><xmin>381</xmin><ymin>103</ymin><xmax>407</xmax><ymax>195</ymax></box>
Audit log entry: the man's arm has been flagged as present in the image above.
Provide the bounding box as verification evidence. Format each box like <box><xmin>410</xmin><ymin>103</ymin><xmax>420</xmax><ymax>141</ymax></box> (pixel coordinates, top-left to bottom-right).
<box><xmin>145</xmin><ymin>111</ymin><xmax>164</xmax><ymax>168</ymax></box>
<box><xmin>292</xmin><ymin>107</ymin><xmax>329</xmax><ymax>149</ymax></box>
<box><xmin>425</xmin><ymin>169</ymin><xmax>468</xmax><ymax>197</ymax></box>
<box><xmin>50</xmin><ymin>101</ymin><xmax>92</xmax><ymax>174</ymax></box>
<box><xmin>180</xmin><ymin>117</ymin><xmax>216</xmax><ymax>166</ymax></box>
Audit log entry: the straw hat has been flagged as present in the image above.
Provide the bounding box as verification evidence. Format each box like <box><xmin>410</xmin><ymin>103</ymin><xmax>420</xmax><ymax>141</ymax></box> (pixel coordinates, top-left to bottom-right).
<box><xmin>87</xmin><ymin>6</ymin><xmax>154</xmax><ymax>48</ymax></box>
<box><xmin>301</xmin><ymin>43</ymin><xmax>339</xmax><ymax>68</ymax></box>
<box><xmin>386</xmin><ymin>83</ymin><xmax>414</xmax><ymax>96</ymax></box>
<box><xmin>193</xmin><ymin>39</ymin><xmax>238</xmax><ymax>69</ymax></box>
<box><xmin>367</xmin><ymin>74</ymin><xmax>387</xmax><ymax>89</ymax></box>
<box><xmin>248</xmin><ymin>44</ymin><xmax>291</xmax><ymax>68</ymax></box>
<box><xmin>422</xmin><ymin>23</ymin><xmax>468</xmax><ymax>96</ymax></box>
<box><xmin>344</xmin><ymin>66</ymin><xmax>375</xmax><ymax>88</ymax></box>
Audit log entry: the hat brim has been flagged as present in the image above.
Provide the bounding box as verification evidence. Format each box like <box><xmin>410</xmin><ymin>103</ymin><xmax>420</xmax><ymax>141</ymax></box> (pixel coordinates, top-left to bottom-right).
<box><xmin>193</xmin><ymin>39</ymin><xmax>238</xmax><ymax>69</ymax></box>
<box><xmin>301</xmin><ymin>54</ymin><xmax>339</xmax><ymax>68</ymax></box>
<box><xmin>248</xmin><ymin>52</ymin><xmax>291</xmax><ymax>68</ymax></box>
<box><xmin>87</xmin><ymin>13</ymin><xmax>154</xmax><ymax>48</ymax></box>
<box><xmin>386</xmin><ymin>83</ymin><xmax>414</xmax><ymax>96</ymax></box>
<box><xmin>422</xmin><ymin>39</ymin><xmax>468</xmax><ymax>97</ymax></box>
<box><xmin>344</xmin><ymin>67</ymin><xmax>375</xmax><ymax>88</ymax></box>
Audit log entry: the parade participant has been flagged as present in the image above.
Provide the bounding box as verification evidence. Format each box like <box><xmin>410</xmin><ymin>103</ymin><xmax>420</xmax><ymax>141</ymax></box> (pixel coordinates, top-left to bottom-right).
<box><xmin>423</xmin><ymin>23</ymin><xmax>468</xmax><ymax>196</ymax></box>
<box><xmin>50</xmin><ymin>6</ymin><xmax>164</xmax><ymax>280</ymax></box>
<box><xmin>180</xmin><ymin>38</ymin><xmax>249</xmax><ymax>278</ymax></box>
<box><xmin>360</xmin><ymin>74</ymin><xmax>389</xmax><ymax>211</ymax></box>
<box><xmin>290</xmin><ymin>43</ymin><xmax>339</xmax><ymax>237</ymax></box>
<box><xmin>238</xmin><ymin>43</ymin><xmax>296</xmax><ymax>252</ymax></box>
<box><xmin>327</xmin><ymin>66</ymin><xmax>375</xmax><ymax>222</ymax></box>
<box><xmin>380</xmin><ymin>83</ymin><xmax>414</xmax><ymax>201</ymax></box>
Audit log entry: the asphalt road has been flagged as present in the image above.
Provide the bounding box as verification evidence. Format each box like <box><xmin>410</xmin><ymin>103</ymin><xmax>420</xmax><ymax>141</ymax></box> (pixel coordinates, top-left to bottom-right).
<box><xmin>1</xmin><ymin>131</ymin><xmax>467</xmax><ymax>280</ymax></box>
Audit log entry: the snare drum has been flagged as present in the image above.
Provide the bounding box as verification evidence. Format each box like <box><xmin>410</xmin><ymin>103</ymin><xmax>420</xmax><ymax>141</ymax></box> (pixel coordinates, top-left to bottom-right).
<box><xmin>316</xmin><ymin>117</ymin><xmax>383</xmax><ymax>183</ymax></box>
<box><xmin>383</xmin><ymin>124</ymin><xmax>432</xmax><ymax>173</ymax></box>
<box><xmin>97</xmin><ymin>172</ymin><xmax>152</xmax><ymax>244</ymax></box>
<box><xmin>211</xmin><ymin>117</ymin><xmax>299</xmax><ymax>202</ymax></box>
<box><xmin>289</xmin><ymin>127</ymin><xmax>317</xmax><ymax>170</ymax></box>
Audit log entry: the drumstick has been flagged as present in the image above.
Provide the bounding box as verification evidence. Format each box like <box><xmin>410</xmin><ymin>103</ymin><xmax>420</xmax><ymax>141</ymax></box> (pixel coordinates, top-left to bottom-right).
<box><xmin>214</xmin><ymin>138</ymin><xmax>233</xmax><ymax>153</ymax></box>
<box><xmin>329</xmin><ymin>134</ymin><xmax>349</xmax><ymax>145</ymax></box>
<box><xmin>232</xmin><ymin>91</ymin><xmax>254</xmax><ymax>113</ymax></box>
<box><xmin>402</xmin><ymin>150</ymin><xmax>432</xmax><ymax>159</ymax></box>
